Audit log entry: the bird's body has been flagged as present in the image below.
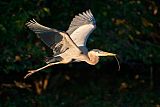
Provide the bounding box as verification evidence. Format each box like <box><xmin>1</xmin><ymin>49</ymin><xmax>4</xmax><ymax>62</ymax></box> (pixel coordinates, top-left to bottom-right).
<box><xmin>24</xmin><ymin>10</ymin><xmax>119</xmax><ymax>78</ymax></box>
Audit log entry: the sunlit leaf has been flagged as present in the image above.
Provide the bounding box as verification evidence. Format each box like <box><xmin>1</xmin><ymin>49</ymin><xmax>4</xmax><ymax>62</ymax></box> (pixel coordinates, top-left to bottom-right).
<box><xmin>115</xmin><ymin>19</ymin><xmax>126</xmax><ymax>25</ymax></box>
<box><xmin>142</xmin><ymin>17</ymin><xmax>153</xmax><ymax>27</ymax></box>
<box><xmin>43</xmin><ymin>7</ymin><xmax>50</xmax><ymax>14</ymax></box>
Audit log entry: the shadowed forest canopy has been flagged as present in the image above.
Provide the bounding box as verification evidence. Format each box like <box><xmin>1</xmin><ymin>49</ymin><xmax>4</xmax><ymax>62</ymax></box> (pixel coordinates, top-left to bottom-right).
<box><xmin>0</xmin><ymin>1</ymin><xmax>160</xmax><ymax>107</ymax></box>
<box><xmin>0</xmin><ymin>0</ymin><xmax>160</xmax><ymax>74</ymax></box>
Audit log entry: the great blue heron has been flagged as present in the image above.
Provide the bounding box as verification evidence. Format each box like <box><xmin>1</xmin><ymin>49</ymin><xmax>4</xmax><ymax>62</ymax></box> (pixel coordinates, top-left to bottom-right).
<box><xmin>24</xmin><ymin>10</ymin><xmax>120</xmax><ymax>78</ymax></box>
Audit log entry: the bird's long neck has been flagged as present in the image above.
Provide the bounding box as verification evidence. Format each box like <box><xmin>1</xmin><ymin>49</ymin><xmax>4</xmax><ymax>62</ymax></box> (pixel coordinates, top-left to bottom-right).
<box><xmin>87</xmin><ymin>51</ymin><xmax>99</xmax><ymax>65</ymax></box>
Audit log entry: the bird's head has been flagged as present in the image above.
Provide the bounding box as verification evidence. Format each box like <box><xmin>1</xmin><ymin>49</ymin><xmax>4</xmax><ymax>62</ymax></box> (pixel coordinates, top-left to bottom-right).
<box><xmin>89</xmin><ymin>49</ymin><xmax>120</xmax><ymax>71</ymax></box>
<box><xmin>90</xmin><ymin>49</ymin><xmax>116</xmax><ymax>57</ymax></box>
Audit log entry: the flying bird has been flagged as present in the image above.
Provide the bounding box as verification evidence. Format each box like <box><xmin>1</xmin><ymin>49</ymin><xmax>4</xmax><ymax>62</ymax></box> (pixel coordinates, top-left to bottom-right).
<box><xmin>24</xmin><ymin>10</ymin><xmax>120</xmax><ymax>78</ymax></box>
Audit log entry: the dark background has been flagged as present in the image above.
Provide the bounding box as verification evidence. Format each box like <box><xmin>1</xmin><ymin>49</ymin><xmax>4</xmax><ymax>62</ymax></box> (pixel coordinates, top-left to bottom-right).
<box><xmin>0</xmin><ymin>0</ymin><xmax>160</xmax><ymax>106</ymax></box>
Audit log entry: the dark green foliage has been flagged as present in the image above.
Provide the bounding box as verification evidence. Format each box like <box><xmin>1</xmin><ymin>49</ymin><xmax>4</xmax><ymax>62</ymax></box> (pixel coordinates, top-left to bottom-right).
<box><xmin>0</xmin><ymin>0</ymin><xmax>160</xmax><ymax>74</ymax></box>
<box><xmin>1</xmin><ymin>66</ymin><xmax>160</xmax><ymax>107</ymax></box>
<box><xmin>1</xmin><ymin>1</ymin><xmax>160</xmax><ymax>106</ymax></box>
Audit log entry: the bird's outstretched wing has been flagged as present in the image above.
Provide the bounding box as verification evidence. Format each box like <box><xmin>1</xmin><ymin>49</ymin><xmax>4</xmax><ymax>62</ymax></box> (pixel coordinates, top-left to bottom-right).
<box><xmin>26</xmin><ymin>19</ymin><xmax>81</xmax><ymax>56</ymax></box>
<box><xmin>66</xmin><ymin>10</ymin><xmax>96</xmax><ymax>47</ymax></box>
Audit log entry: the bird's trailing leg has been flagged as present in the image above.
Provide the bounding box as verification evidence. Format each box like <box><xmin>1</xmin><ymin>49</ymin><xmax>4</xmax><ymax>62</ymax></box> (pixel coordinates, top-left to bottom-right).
<box><xmin>24</xmin><ymin>62</ymin><xmax>63</xmax><ymax>79</ymax></box>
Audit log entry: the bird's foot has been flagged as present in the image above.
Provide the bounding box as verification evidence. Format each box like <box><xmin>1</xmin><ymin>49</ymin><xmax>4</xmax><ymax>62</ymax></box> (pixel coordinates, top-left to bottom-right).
<box><xmin>24</xmin><ymin>70</ymin><xmax>36</xmax><ymax>79</ymax></box>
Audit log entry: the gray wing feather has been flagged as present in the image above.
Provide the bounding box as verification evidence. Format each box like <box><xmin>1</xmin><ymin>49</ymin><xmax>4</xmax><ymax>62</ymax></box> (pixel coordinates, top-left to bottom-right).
<box><xmin>66</xmin><ymin>10</ymin><xmax>96</xmax><ymax>47</ymax></box>
<box><xmin>86</xmin><ymin>11</ymin><xmax>91</xmax><ymax>17</ymax></box>
<box><xmin>26</xmin><ymin>19</ymin><xmax>62</xmax><ymax>48</ymax></box>
<box><xmin>82</xmin><ymin>12</ymin><xmax>90</xmax><ymax>19</ymax></box>
<box><xmin>79</xmin><ymin>13</ymin><xmax>87</xmax><ymax>19</ymax></box>
<box><xmin>26</xmin><ymin>19</ymin><xmax>81</xmax><ymax>56</ymax></box>
<box><xmin>67</xmin><ymin>10</ymin><xmax>96</xmax><ymax>35</ymax></box>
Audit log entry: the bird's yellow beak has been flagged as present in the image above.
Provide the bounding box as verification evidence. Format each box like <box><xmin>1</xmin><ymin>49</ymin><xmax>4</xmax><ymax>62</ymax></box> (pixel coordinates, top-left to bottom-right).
<box><xmin>98</xmin><ymin>51</ymin><xmax>116</xmax><ymax>56</ymax></box>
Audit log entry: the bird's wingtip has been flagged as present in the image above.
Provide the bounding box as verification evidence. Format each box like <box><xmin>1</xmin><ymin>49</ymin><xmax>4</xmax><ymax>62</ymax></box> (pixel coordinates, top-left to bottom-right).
<box><xmin>25</xmin><ymin>19</ymin><xmax>37</xmax><ymax>26</ymax></box>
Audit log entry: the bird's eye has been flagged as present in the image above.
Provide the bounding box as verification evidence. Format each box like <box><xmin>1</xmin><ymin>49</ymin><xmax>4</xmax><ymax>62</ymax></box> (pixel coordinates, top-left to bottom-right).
<box><xmin>98</xmin><ymin>50</ymin><xmax>101</xmax><ymax>53</ymax></box>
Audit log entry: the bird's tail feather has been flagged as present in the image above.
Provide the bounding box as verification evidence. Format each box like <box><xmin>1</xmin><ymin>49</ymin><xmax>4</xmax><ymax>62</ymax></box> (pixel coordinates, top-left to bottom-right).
<box><xmin>44</xmin><ymin>56</ymin><xmax>63</xmax><ymax>64</ymax></box>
